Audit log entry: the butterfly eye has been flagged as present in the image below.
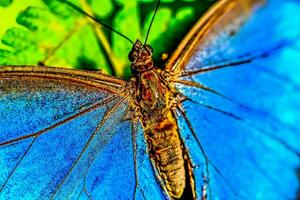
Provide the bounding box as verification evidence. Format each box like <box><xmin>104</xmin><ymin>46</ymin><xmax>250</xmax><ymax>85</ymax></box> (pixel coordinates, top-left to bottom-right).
<box><xmin>145</xmin><ymin>45</ymin><xmax>153</xmax><ymax>54</ymax></box>
<box><xmin>128</xmin><ymin>51</ymin><xmax>135</xmax><ymax>62</ymax></box>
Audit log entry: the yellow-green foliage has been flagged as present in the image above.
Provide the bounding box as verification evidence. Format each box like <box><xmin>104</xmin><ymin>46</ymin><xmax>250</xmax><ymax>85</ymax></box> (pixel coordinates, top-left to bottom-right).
<box><xmin>0</xmin><ymin>0</ymin><xmax>215</xmax><ymax>78</ymax></box>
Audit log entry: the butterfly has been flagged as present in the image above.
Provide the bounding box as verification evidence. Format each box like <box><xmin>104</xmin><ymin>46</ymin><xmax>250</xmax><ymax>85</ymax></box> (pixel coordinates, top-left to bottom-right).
<box><xmin>1</xmin><ymin>0</ymin><xmax>300</xmax><ymax>199</ymax></box>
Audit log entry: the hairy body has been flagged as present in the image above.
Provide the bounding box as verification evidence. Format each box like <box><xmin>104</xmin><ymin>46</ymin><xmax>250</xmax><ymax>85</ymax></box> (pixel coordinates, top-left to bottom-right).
<box><xmin>129</xmin><ymin>40</ymin><xmax>196</xmax><ymax>199</ymax></box>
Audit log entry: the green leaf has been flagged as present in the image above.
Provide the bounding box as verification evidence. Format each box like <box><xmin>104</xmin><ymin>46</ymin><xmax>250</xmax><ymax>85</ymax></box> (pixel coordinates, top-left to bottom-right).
<box><xmin>0</xmin><ymin>0</ymin><xmax>215</xmax><ymax>78</ymax></box>
<box><xmin>0</xmin><ymin>0</ymin><xmax>13</xmax><ymax>7</ymax></box>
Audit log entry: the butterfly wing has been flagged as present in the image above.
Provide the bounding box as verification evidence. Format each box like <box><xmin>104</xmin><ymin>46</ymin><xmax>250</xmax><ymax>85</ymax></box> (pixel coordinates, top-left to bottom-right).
<box><xmin>82</xmin><ymin>122</ymin><xmax>167</xmax><ymax>200</ymax></box>
<box><xmin>166</xmin><ymin>0</ymin><xmax>300</xmax><ymax>199</ymax></box>
<box><xmin>0</xmin><ymin>66</ymin><xmax>131</xmax><ymax>199</ymax></box>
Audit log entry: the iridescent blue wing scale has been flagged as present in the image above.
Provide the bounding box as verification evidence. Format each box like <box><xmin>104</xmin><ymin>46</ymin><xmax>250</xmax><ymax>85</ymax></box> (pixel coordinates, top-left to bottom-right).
<box><xmin>0</xmin><ymin>66</ymin><xmax>131</xmax><ymax>199</ymax></box>
<box><xmin>82</xmin><ymin>121</ymin><xmax>166</xmax><ymax>200</ymax></box>
<box><xmin>166</xmin><ymin>0</ymin><xmax>300</xmax><ymax>199</ymax></box>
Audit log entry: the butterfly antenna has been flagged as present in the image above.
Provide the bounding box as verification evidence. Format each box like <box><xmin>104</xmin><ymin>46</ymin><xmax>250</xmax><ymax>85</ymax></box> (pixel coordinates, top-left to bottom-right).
<box><xmin>144</xmin><ymin>0</ymin><xmax>160</xmax><ymax>45</ymax></box>
<box><xmin>57</xmin><ymin>0</ymin><xmax>134</xmax><ymax>45</ymax></box>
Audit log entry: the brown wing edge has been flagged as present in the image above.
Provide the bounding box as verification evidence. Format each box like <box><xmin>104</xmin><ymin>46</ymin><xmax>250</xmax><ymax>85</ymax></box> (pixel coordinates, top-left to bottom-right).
<box><xmin>165</xmin><ymin>0</ymin><xmax>265</xmax><ymax>74</ymax></box>
<box><xmin>0</xmin><ymin>65</ymin><xmax>128</xmax><ymax>95</ymax></box>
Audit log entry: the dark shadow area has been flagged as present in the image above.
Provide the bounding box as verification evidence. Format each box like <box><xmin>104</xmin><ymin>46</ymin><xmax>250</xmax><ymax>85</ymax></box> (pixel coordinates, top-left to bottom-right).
<box><xmin>296</xmin><ymin>166</ymin><xmax>300</xmax><ymax>200</ymax></box>
<box><xmin>76</xmin><ymin>56</ymin><xmax>99</xmax><ymax>71</ymax></box>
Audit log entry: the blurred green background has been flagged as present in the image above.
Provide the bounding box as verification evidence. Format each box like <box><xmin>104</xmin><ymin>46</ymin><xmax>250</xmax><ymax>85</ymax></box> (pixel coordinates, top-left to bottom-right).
<box><xmin>0</xmin><ymin>0</ymin><xmax>216</xmax><ymax>78</ymax></box>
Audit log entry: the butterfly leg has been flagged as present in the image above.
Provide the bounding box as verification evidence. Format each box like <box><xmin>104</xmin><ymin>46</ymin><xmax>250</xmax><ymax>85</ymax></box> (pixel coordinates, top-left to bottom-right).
<box><xmin>83</xmin><ymin>176</ymin><xmax>93</xmax><ymax>200</ymax></box>
<box><xmin>175</xmin><ymin>105</ymin><xmax>211</xmax><ymax>200</ymax></box>
<box><xmin>124</xmin><ymin>82</ymin><xmax>145</xmax><ymax>199</ymax></box>
<box><xmin>131</xmin><ymin>122</ymin><xmax>140</xmax><ymax>200</ymax></box>
<box><xmin>177</xmin><ymin>96</ymin><xmax>251</xmax><ymax>199</ymax></box>
<box><xmin>131</xmin><ymin>122</ymin><xmax>147</xmax><ymax>200</ymax></box>
<box><xmin>77</xmin><ymin>176</ymin><xmax>93</xmax><ymax>200</ymax></box>
<box><xmin>173</xmin><ymin>80</ymin><xmax>300</xmax><ymax>159</ymax></box>
<box><xmin>75</xmin><ymin>173</ymin><xmax>93</xmax><ymax>200</ymax></box>
<box><xmin>76</xmin><ymin>146</ymin><xmax>109</xmax><ymax>200</ymax></box>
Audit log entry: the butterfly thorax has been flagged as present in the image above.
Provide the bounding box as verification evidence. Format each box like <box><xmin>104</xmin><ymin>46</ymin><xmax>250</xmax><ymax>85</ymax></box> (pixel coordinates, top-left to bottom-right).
<box><xmin>129</xmin><ymin>40</ymin><xmax>196</xmax><ymax>199</ymax></box>
<box><xmin>129</xmin><ymin>40</ymin><xmax>169</xmax><ymax>118</ymax></box>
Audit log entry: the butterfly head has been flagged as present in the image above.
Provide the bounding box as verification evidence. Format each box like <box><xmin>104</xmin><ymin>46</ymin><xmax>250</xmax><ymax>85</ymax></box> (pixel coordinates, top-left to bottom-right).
<box><xmin>129</xmin><ymin>40</ymin><xmax>154</xmax><ymax>73</ymax></box>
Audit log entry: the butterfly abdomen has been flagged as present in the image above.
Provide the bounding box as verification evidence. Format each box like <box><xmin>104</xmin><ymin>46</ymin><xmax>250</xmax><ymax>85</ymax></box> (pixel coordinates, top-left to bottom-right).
<box><xmin>143</xmin><ymin>110</ymin><xmax>196</xmax><ymax>200</ymax></box>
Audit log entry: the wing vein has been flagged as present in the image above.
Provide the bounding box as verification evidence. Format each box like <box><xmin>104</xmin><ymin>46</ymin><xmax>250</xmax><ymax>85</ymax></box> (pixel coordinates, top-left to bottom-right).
<box><xmin>0</xmin><ymin>95</ymin><xmax>118</xmax><ymax>147</ymax></box>
<box><xmin>0</xmin><ymin>95</ymin><xmax>118</xmax><ymax>194</ymax></box>
<box><xmin>187</xmin><ymin>99</ymin><xmax>300</xmax><ymax>158</ymax></box>
<box><xmin>179</xmin><ymin>40</ymin><xmax>287</xmax><ymax>77</ymax></box>
<box><xmin>0</xmin><ymin>137</ymin><xmax>36</xmax><ymax>192</ymax></box>
<box><xmin>50</xmin><ymin>94</ymin><xmax>129</xmax><ymax>199</ymax></box>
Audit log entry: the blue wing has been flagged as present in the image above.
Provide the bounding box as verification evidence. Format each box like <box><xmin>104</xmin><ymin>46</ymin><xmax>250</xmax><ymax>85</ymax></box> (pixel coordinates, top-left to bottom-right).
<box><xmin>0</xmin><ymin>66</ymin><xmax>131</xmax><ymax>199</ymax></box>
<box><xmin>81</xmin><ymin>122</ymin><xmax>166</xmax><ymax>200</ymax></box>
<box><xmin>168</xmin><ymin>0</ymin><xmax>300</xmax><ymax>199</ymax></box>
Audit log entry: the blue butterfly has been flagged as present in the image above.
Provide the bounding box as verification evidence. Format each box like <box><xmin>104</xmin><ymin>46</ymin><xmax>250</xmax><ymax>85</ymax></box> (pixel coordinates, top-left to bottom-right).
<box><xmin>0</xmin><ymin>0</ymin><xmax>300</xmax><ymax>199</ymax></box>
